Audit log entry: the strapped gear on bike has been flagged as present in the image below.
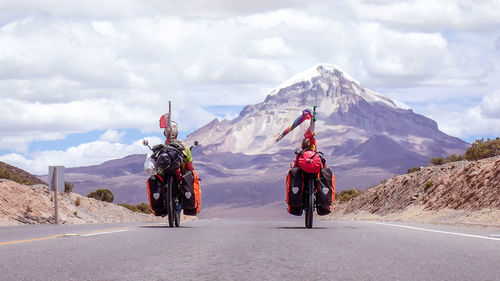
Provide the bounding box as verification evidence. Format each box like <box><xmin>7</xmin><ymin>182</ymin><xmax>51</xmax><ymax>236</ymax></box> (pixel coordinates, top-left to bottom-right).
<box><xmin>297</xmin><ymin>150</ymin><xmax>323</xmax><ymax>174</ymax></box>
<box><xmin>153</xmin><ymin>143</ymin><xmax>184</xmax><ymax>175</ymax></box>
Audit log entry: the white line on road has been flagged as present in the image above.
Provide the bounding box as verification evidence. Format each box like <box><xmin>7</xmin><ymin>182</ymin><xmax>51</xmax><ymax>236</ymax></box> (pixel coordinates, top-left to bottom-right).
<box><xmin>79</xmin><ymin>229</ymin><xmax>131</xmax><ymax>237</ymax></box>
<box><xmin>365</xmin><ymin>221</ymin><xmax>500</xmax><ymax>241</ymax></box>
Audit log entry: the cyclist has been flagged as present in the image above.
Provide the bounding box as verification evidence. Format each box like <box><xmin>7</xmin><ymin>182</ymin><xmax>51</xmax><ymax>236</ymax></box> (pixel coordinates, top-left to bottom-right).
<box><xmin>160</xmin><ymin>117</ymin><xmax>194</xmax><ymax>174</ymax></box>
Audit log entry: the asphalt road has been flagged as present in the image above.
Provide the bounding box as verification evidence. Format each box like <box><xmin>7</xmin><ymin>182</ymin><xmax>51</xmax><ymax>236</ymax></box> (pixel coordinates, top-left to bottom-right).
<box><xmin>1</xmin><ymin>219</ymin><xmax>499</xmax><ymax>281</ymax></box>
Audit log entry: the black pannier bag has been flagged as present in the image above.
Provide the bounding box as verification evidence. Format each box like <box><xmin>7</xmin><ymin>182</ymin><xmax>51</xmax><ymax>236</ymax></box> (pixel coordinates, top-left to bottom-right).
<box><xmin>181</xmin><ymin>170</ymin><xmax>198</xmax><ymax>216</ymax></box>
<box><xmin>316</xmin><ymin>167</ymin><xmax>335</xmax><ymax>216</ymax></box>
<box><xmin>147</xmin><ymin>175</ymin><xmax>167</xmax><ymax>216</ymax></box>
<box><xmin>155</xmin><ymin>144</ymin><xmax>184</xmax><ymax>174</ymax></box>
<box><xmin>286</xmin><ymin>167</ymin><xmax>303</xmax><ymax>216</ymax></box>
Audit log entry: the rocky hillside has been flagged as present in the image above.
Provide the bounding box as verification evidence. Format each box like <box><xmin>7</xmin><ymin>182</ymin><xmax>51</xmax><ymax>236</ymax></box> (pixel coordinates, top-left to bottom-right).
<box><xmin>0</xmin><ymin>160</ymin><xmax>164</xmax><ymax>226</ymax></box>
<box><xmin>333</xmin><ymin>156</ymin><xmax>500</xmax><ymax>225</ymax></box>
<box><xmin>0</xmin><ymin>179</ymin><xmax>168</xmax><ymax>226</ymax></box>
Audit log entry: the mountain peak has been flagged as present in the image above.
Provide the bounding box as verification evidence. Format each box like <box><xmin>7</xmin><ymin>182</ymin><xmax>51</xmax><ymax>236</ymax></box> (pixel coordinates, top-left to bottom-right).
<box><xmin>270</xmin><ymin>63</ymin><xmax>397</xmax><ymax>109</ymax></box>
<box><xmin>271</xmin><ymin>63</ymin><xmax>347</xmax><ymax>95</ymax></box>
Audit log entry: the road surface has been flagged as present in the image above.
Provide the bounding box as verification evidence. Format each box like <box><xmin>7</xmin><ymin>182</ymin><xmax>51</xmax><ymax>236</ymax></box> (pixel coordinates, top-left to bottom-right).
<box><xmin>1</xmin><ymin>219</ymin><xmax>499</xmax><ymax>280</ymax></box>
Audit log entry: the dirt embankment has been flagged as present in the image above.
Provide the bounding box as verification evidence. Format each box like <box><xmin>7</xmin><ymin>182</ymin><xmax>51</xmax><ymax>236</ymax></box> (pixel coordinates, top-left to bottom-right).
<box><xmin>0</xmin><ymin>179</ymin><xmax>195</xmax><ymax>226</ymax></box>
<box><xmin>331</xmin><ymin>156</ymin><xmax>500</xmax><ymax>226</ymax></box>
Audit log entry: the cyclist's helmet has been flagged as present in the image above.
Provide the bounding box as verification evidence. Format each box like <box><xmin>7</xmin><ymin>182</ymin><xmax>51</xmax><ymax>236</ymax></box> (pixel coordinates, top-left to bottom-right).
<box><xmin>159</xmin><ymin>114</ymin><xmax>179</xmax><ymax>140</ymax></box>
<box><xmin>163</xmin><ymin>121</ymin><xmax>178</xmax><ymax>140</ymax></box>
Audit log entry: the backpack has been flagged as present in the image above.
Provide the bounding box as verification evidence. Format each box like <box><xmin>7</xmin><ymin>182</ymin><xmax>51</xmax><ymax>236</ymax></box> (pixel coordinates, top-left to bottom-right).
<box><xmin>181</xmin><ymin>170</ymin><xmax>201</xmax><ymax>216</ymax></box>
<box><xmin>298</xmin><ymin>150</ymin><xmax>323</xmax><ymax>174</ymax></box>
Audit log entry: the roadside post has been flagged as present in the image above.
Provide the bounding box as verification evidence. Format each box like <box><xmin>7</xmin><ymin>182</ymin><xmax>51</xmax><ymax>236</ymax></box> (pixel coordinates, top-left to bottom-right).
<box><xmin>49</xmin><ymin>166</ymin><xmax>65</xmax><ymax>225</ymax></box>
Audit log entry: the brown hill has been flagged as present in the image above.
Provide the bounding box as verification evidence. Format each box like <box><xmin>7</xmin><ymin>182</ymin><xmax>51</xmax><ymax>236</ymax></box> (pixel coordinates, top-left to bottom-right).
<box><xmin>0</xmin><ymin>161</ymin><xmax>46</xmax><ymax>185</ymax></box>
<box><xmin>332</xmin><ymin>156</ymin><xmax>500</xmax><ymax>226</ymax></box>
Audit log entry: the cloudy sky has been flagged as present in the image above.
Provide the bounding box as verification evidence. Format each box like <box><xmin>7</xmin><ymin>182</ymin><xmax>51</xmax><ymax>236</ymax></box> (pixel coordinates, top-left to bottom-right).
<box><xmin>1</xmin><ymin>0</ymin><xmax>499</xmax><ymax>174</ymax></box>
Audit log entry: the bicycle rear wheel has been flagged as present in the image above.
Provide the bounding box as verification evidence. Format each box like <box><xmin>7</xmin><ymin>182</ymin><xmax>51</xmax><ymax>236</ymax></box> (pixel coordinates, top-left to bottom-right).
<box><xmin>305</xmin><ymin>177</ymin><xmax>314</xmax><ymax>229</ymax></box>
<box><xmin>174</xmin><ymin>204</ymin><xmax>180</xmax><ymax>227</ymax></box>
<box><xmin>167</xmin><ymin>176</ymin><xmax>175</xmax><ymax>227</ymax></box>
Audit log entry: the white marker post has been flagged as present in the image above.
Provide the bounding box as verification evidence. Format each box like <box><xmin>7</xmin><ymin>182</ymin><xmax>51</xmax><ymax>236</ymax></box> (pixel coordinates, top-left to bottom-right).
<box><xmin>49</xmin><ymin>166</ymin><xmax>64</xmax><ymax>225</ymax></box>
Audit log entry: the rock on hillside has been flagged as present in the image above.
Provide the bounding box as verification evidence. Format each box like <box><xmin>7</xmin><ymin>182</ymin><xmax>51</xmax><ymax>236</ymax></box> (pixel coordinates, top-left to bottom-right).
<box><xmin>0</xmin><ymin>179</ymin><xmax>165</xmax><ymax>226</ymax></box>
<box><xmin>333</xmin><ymin>156</ymin><xmax>500</xmax><ymax>225</ymax></box>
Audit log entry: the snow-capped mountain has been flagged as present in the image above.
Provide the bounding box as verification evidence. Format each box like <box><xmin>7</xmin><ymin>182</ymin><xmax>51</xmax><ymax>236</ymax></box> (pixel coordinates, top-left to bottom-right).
<box><xmin>60</xmin><ymin>64</ymin><xmax>469</xmax><ymax>217</ymax></box>
<box><xmin>187</xmin><ymin>63</ymin><xmax>466</xmax><ymax>161</ymax></box>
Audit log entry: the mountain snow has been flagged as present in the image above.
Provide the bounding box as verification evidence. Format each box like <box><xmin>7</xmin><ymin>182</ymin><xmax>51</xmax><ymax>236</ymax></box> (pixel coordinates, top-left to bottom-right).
<box><xmin>270</xmin><ymin>63</ymin><xmax>397</xmax><ymax>109</ymax></box>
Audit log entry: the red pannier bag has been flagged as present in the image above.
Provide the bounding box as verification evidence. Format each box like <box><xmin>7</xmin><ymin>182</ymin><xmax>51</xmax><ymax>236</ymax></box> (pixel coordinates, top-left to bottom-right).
<box><xmin>298</xmin><ymin>150</ymin><xmax>323</xmax><ymax>174</ymax></box>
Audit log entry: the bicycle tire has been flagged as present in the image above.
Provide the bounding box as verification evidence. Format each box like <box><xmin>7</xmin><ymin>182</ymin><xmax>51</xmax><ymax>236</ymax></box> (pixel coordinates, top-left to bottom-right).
<box><xmin>305</xmin><ymin>176</ymin><xmax>314</xmax><ymax>229</ymax></box>
<box><xmin>167</xmin><ymin>176</ymin><xmax>174</xmax><ymax>227</ymax></box>
<box><xmin>175</xmin><ymin>207</ymin><xmax>180</xmax><ymax>227</ymax></box>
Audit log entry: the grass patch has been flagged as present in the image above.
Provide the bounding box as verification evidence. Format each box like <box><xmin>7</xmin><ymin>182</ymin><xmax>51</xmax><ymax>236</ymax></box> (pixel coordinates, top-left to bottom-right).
<box><xmin>407</xmin><ymin>166</ymin><xmax>421</xmax><ymax>174</ymax></box>
<box><xmin>424</xmin><ymin>180</ymin><xmax>433</xmax><ymax>190</ymax></box>
<box><xmin>87</xmin><ymin>189</ymin><xmax>114</xmax><ymax>203</ymax></box>
<box><xmin>64</xmin><ymin>182</ymin><xmax>74</xmax><ymax>193</ymax></box>
<box><xmin>428</xmin><ymin>137</ymin><xmax>499</xmax><ymax>166</ymax></box>
<box><xmin>119</xmin><ymin>202</ymin><xmax>152</xmax><ymax>214</ymax></box>
<box><xmin>336</xmin><ymin>188</ymin><xmax>363</xmax><ymax>203</ymax></box>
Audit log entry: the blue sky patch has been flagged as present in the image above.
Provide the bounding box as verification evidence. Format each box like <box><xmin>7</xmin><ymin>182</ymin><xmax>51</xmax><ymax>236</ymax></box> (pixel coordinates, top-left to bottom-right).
<box><xmin>27</xmin><ymin>129</ymin><xmax>166</xmax><ymax>153</ymax></box>
<box><xmin>203</xmin><ymin>105</ymin><xmax>245</xmax><ymax>119</ymax></box>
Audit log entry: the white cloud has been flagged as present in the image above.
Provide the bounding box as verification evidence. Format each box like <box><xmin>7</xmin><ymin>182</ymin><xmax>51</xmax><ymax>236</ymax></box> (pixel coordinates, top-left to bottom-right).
<box><xmin>423</xmin><ymin>91</ymin><xmax>500</xmax><ymax>141</ymax></box>
<box><xmin>0</xmin><ymin>0</ymin><xmax>499</xmax><ymax>167</ymax></box>
<box><xmin>0</xmin><ymin>132</ymin><xmax>67</xmax><ymax>153</ymax></box>
<box><xmin>0</xmin><ymin>136</ymin><xmax>164</xmax><ymax>175</ymax></box>
<box><xmin>99</xmin><ymin>129</ymin><xmax>125</xmax><ymax>142</ymax></box>
<box><xmin>91</xmin><ymin>21</ymin><xmax>116</xmax><ymax>36</ymax></box>
<box><xmin>353</xmin><ymin>0</ymin><xmax>500</xmax><ymax>32</ymax></box>
<box><xmin>0</xmin><ymin>96</ymin><xmax>217</xmax><ymax>151</ymax></box>
<box><xmin>480</xmin><ymin>91</ymin><xmax>500</xmax><ymax>119</ymax></box>
<box><xmin>241</xmin><ymin>9</ymin><xmax>327</xmax><ymax>30</ymax></box>
<box><xmin>252</xmin><ymin>37</ymin><xmax>292</xmax><ymax>57</ymax></box>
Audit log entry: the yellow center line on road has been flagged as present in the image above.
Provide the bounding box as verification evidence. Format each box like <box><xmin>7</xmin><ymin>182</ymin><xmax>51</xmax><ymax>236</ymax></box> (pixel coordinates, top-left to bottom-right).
<box><xmin>0</xmin><ymin>234</ymin><xmax>66</xmax><ymax>246</ymax></box>
<box><xmin>68</xmin><ymin>226</ymin><xmax>138</xmax><ymax>236</ymax></box>
<box><xmin>0</xmin><ymin>225</ymin><xmax>150</xmax><ymax>246</ymax></box>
